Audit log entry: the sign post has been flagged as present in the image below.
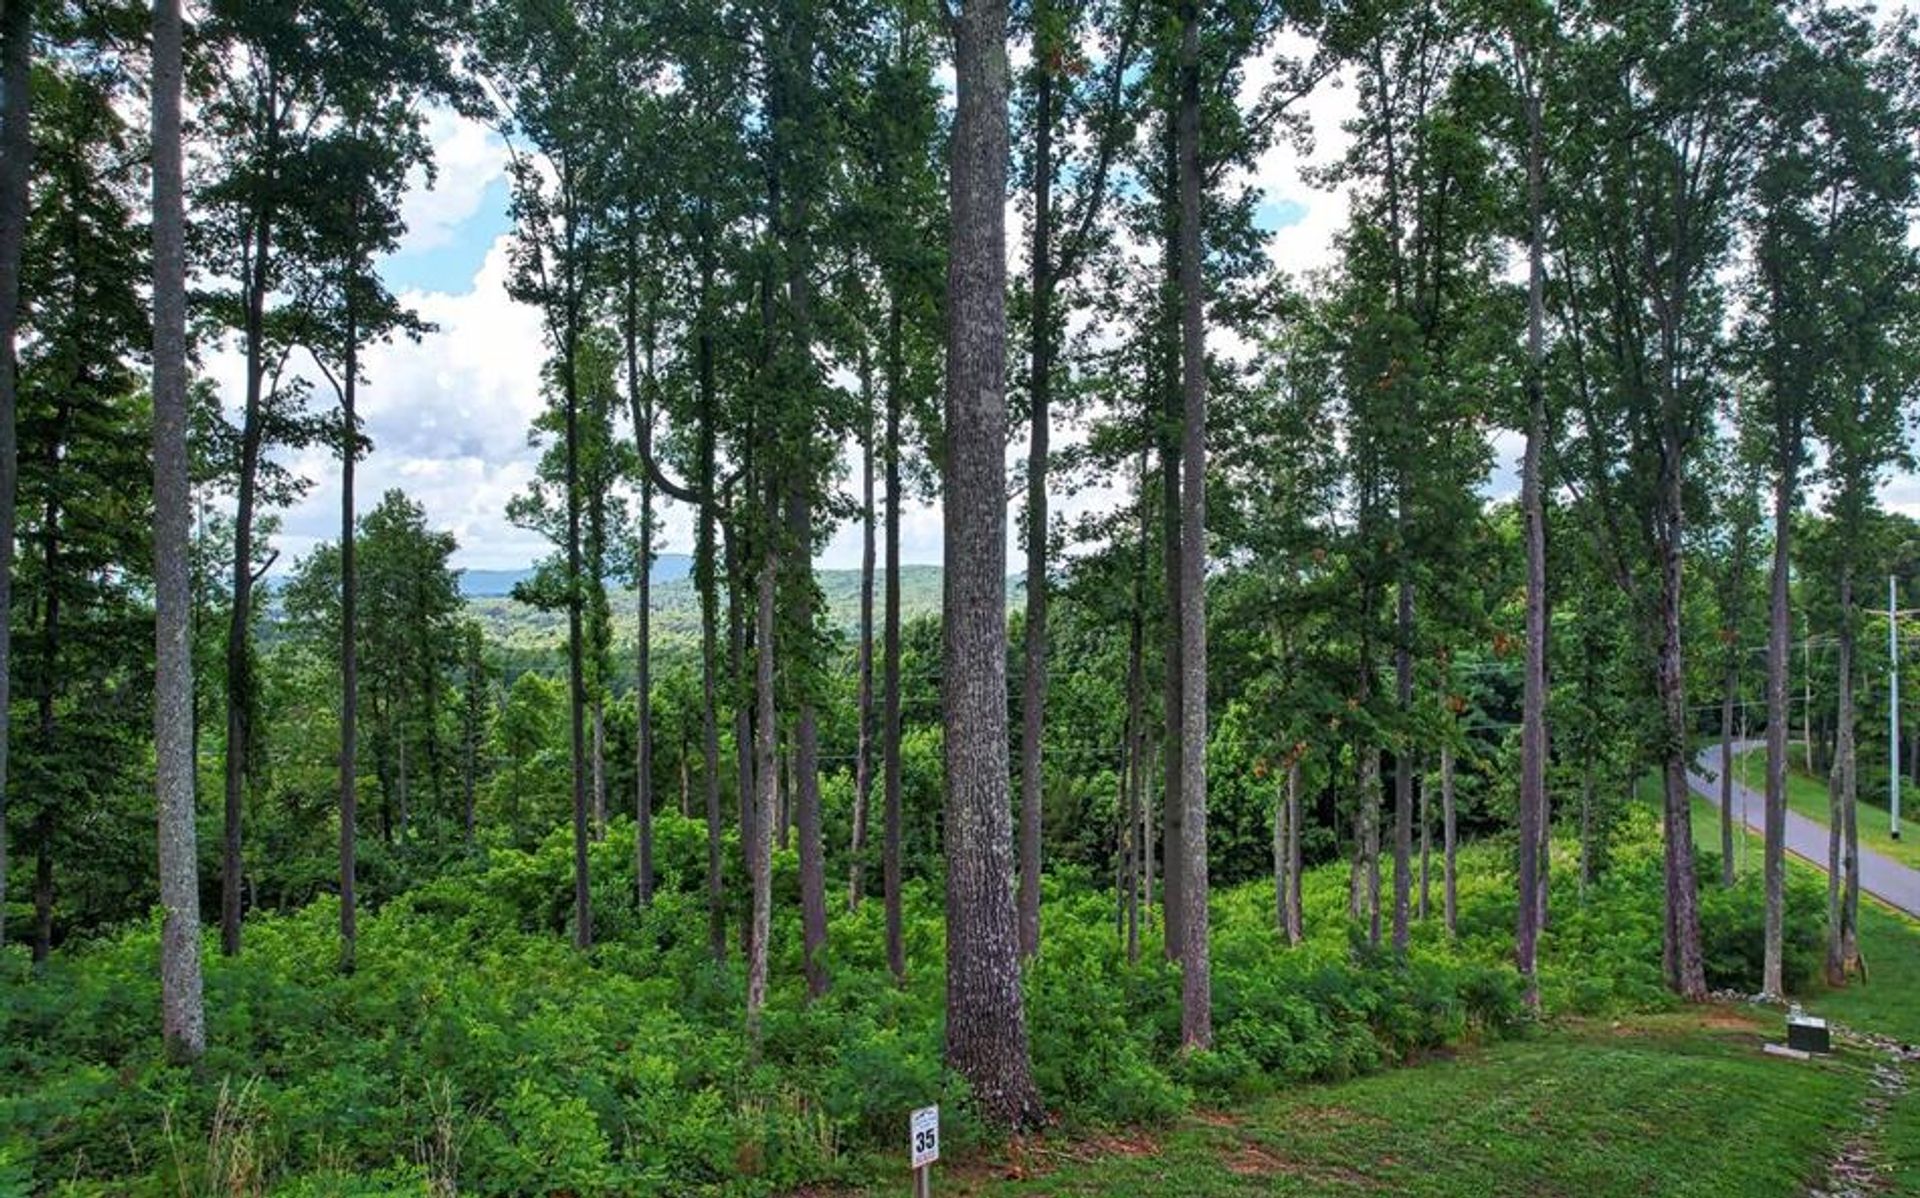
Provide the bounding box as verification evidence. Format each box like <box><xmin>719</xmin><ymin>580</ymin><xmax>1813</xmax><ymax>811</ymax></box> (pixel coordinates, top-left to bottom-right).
<box><xmin>909</xmin><ymin>1104</ymin><xmax>939</xmax><ymax>1196</ymax></box>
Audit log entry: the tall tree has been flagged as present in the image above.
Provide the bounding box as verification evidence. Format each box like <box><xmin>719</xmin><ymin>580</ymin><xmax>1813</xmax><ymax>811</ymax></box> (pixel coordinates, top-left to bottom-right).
<box><xmin>0</xmin><ymin>0</ymin><xmax>28</xmax><ymax>949</ymax></box>
<box><xmin>1171</xmin><ymin>0</ymin><xmax>1211</xmax><ymax>1050</ymax></box>
<box><xmin>151</xmin><ymin>0</ymin><xmax>204</xmax><ymax>1060</ymax></box>
<box><xmin>944</xmin><ymin>0</ymin><xmax>1042</xmax><ymax>1126</ymax></box>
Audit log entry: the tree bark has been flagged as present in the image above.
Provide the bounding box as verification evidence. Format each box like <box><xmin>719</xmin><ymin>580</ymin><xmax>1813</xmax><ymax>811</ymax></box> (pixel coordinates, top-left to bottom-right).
<box><xmin>882</xmin><ymin>292</ymin><xmax>905</xmax><ymax>983</ymax></box>
<box><xmin>746</xmin><ymin>492</ymin><xmax>777</xmax><ymax>1041</ymax></box>
<box><xmin>0</xmin><ymin>0</ymin><xmax>31</xmax><ymax>951</ymax></box>
<box><xmin>338</xmin><ymin>294</ymin><xmax>359</xmax><ymax>973</ymax></box>
<box><xmin>850</xmin><ymin>350</ymin><xmax>875</xmax><ymax>910</ymax></box>
<box><xmin>1392</xmin><ymin>579</ymin><xmax>1415</xmax><ymax>953</ymax></box>
<box><xmin>943</xmin><ymin>0</ymin><xmax>1042</xmax><ymax>1125</ymax></box>
<box><xmin>1442</xmin><ymin>741</ymin><xmax>1456</xmax><ymax>934</ymax></box>
<box><xmin>1516</xmin><ymin>57</ymin><xmax>1548</xmax><ymax>1006</ymax></box>
<box><xmin>1658</xmin><ymin>459</ymin><xmax>1707</xmax><ymax>1000</ymax></box>
<box><xmin>1173</xmin><ymin>0</ymin><xmax>1211</xmax><ymax>1050</ymax></box>
<box><xmin>624</xmin><ymin>261</ymin><xmax>655</xmax><ymax>908</ymax></box>
<box><xmin>1718</xmin><ymin>658</ymin><xmax>1738</xmax><ymax>886</ymax></box>
<box><xmin>1016</xmin><ymin>0</ymin><xmax>1056</xmax><ymax>960</ymax></box>
<box><xmin>1762</xmin><ymin>448</ymin><xmax>1795</xmax><ymax>998</ymax></box>
<box><xmin>153</xmin><ymin>0</ymin><xmax>206</xmax><ymax>1057</ymax></box>
<box><xmin>789</xmin><ymin>487</ymin><xmax>829</xmax><ymax>999</ymax></box>
<box><xmin>1826</xmin><ymin>568</ymin><xmax>1857</xmax><ymax>985</ymax></box>
<box><xmin>562</xmin><ymin>194</ymin><xmax>591</xmax><ymax>950</ymax></box>
<box><xmin>1158</xmin><ymin>126</ymin><xmax>1185</xmax><ymax>968</ymax></box>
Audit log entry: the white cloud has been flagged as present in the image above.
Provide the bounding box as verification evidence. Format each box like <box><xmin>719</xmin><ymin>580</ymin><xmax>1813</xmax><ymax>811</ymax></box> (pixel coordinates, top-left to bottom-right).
<box><xmin>397</xmin><ymin>108</ymin><xmax>509</xmax><ymax>256</ymax></box>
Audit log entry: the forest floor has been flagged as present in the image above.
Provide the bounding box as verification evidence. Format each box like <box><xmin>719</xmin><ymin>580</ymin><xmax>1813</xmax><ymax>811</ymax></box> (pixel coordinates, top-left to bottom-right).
<box><xmin>842</xmin><ymin>795</ymin><xmax>1920</xmax><ymax>1198</ymax></box>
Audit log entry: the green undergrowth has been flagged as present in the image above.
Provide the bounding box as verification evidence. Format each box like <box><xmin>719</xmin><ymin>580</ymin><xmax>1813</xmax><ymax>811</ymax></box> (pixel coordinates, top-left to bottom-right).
<box><xmin>1</xmin><ymin>807</ymin><xmax>1819</xmax><ymax>1196</ymax></box>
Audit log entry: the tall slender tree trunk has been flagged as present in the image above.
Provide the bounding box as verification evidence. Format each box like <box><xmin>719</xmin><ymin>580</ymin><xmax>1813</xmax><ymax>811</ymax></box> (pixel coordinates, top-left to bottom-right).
<box><xmin>1516</xmin><ymin>58</ymin><xmax>1549</xmax><ymax>1005</ymax></box>
<box><xmin>1124</xmin><ymin>476</ymin><xmax>1147</xmax><ymax>963</ymax></box>
<box><xmin>697</xmin><ymin>331</ymin><xmax>725</xmax><ymax>962</ymax></box>
<box><xmin>625</xmin><ymin>264</ymin><xmax>656</xmax><ymax>908</ymax></box>
<box><xmin>746</xmin><ymin>494</ymin><xmax>777</xmax><ymax>1040</ymax></box>
<box><xmin>943</xmin><ymin>0</ymin><xmax>1042</xmax><ymax>1125</ymax></box>
<box><xmin>0</xmin><ymin>0</ymin><xmax>32</xmax><ymax>950</ymax></box>
<box><xmin>1286</xmin><ymin>757</ymin><xmax>1303</xmax><ymax>944</ymax></box>
<box><xmin>1173</xmin><ymin>0</ymin><xmax>1211</xmax><ymax>1050</ymax></box>
<box><xmin>790</xmin><ymin>488</ymin><xmax>829</xmax><ymax>999</ymax></box>
<box><xmin>1419</xmin><ymin>763</ymin><xmax>1431</xmax><ymax>921</ymax></box>
<box><xmin>850</xmin><ymin>351</ymin><xmax>875</xmax><ymax>910</ymax></box>
<box><xmin>1658</xmin><ymin>462</ymin><xmax>1707</xmax><ymax>1000</ymax></box>
<box><xmin>1762</xmin><ymin>448</ymin><xmax>1795</xmax><ymax>998</ymax></box>
<box><xmin>1392</xmin><ymin>579</ymin><xmax>1415</xmax><ymax>952</ymax></box>
<box><xmin>152</xmin><ymin>0</ymin><xmax>205</xmax><ymax>1057</ymax></box>
<box><xmin>1158</xmin><ymin>130</ymin><xmax>1185</xmax><ymax>968</ymax></box>
<box><xmin>565</xmin><ymin>343</ymin><xmax>592</xmax><ymax>950</ymax></box>
<box><xmin>1719</xmin><ymin>657</ymin><xmax>1738</xmax><ymax>886</ymax></box>
<box><xmin>338</xmin><ymin>301</ymin><xmax>359</xmax><ymax>973</ymax></box>
<box><xmin>1826</xmin><ymin>569</ymin><xmax>1857</xmax><ymax>984</ymax></box>
<box><xmin>882</xmin><ymin>294</ymin><xmax>905</xmax><ymax>983</ymax></box>
<box><xmin>1442</xmin><ymin>740</ymin><xmax>1456</xmax><ymax>934</ymax></box>
<box><xmin>1017</xmin><ymin>6</ymin><xmax>1056</xmax><ymax>960</ymax></box>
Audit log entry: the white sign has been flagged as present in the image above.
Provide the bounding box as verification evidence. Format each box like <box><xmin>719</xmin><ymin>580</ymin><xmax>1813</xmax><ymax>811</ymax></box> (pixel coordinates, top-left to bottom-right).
<box><xmin>910</xmin><ymin>1104</ymin><xmax>940</xmax><ymax>1168</ymax></box>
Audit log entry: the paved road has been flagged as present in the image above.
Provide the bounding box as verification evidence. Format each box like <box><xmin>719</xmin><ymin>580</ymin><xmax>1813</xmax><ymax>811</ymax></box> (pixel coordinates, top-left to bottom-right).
<box><xmin>1687</xmin><ymin>741</ymin><xmax>1920</xmax><ymax>918</ymax></box>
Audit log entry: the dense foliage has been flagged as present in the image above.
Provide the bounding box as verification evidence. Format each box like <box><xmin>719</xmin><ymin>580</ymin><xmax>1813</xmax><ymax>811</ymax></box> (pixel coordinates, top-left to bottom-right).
<box><xmin>0</xmin><ymin>805</ymin><xmax>1818</xmax><ymax>1196</ymax></box>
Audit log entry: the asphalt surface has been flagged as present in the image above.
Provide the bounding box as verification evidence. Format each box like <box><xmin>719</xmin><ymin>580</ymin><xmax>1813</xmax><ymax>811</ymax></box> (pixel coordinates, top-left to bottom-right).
<box><xmin>1688</xmin><ymin>740</ymin><xmax>1920</xmax><ymax>918</ymax></box>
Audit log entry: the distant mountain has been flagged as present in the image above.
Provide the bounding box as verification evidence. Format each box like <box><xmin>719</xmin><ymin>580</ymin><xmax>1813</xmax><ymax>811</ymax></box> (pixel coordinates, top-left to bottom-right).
<box><xmin>458</xmin><ymin>553</ymin><xmax>695</xmax><ymax>598</ymax></box>
<box><xmin>465</xmin><ymin>562</ymin><xmax>1015</xmax><ymax>655</ymax></box>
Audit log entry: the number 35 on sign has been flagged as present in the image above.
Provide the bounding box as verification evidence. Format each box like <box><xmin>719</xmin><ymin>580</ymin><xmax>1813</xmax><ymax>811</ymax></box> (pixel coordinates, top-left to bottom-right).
<box><xmin>910</xmin><ymin>1104</ymin><xmax>940</xmax><ymax>1168</ymax></box>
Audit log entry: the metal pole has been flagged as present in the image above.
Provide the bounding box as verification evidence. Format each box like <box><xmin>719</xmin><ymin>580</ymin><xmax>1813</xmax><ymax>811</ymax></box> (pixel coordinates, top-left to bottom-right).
<box><xmin>1892</xmin><ymin>575</ymin><xmax>1901</xmax><ymax>841</ymax></box>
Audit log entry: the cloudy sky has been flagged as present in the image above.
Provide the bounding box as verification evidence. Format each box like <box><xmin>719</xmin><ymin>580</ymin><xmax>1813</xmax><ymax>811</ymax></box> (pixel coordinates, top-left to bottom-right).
<box><xmin>219</xmin><ymin>41</ymin><xmax>1913</xmax><ymax>579</ymax></box>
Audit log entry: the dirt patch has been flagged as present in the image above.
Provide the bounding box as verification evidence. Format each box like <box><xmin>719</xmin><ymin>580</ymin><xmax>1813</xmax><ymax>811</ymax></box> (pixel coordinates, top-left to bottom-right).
<box><xmin>1193</xmin><ymin>1108</ymin><xmax>1245</xmax><ymax>1128</ymax></box>
<box><xmin>1226</xmin><ymin>1143</ymin><xmax>1291</xmax><ymax>1176</ymax></box>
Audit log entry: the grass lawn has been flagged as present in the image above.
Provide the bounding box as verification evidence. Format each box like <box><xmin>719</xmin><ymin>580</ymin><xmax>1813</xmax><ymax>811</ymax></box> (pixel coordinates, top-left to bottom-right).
<box><xmin>876</xmin><ymin>790</ymin><xmax>1920</xmax><ymax>1198</ymax></box>
<box><xmin>894</xmin><ymin>1012</ymin><xmax>1873</xmax><ymax>1197</ymax></box>
<box><xmin>1726</xmin><ymin>743</ymin><xmax>1920</xmax><ymax>873</ymax></box>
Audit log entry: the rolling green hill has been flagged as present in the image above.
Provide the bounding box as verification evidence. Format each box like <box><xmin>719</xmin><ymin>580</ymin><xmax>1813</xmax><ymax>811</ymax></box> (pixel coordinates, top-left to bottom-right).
<box><xmin>467</xmin><ymin>563</ymin><xmax>976</xmax><ymax>655</ymax></box>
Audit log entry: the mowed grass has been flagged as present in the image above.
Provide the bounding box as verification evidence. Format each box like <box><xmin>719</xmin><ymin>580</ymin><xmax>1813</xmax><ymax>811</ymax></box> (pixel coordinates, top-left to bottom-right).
<box><xmin>902</xmin><ymin>1012</ymin><xmax>1871</xmax><ymax>1197</ymax></box>
<box><xmin>868</xmin><ymin>791</ymin><xmax>1920</xmax><ymax>1198</ymax></box>
<box><xmin>1728</xmin><ymin>744</ymin><xmax>1920</xmax><ymax>873</ymax></box>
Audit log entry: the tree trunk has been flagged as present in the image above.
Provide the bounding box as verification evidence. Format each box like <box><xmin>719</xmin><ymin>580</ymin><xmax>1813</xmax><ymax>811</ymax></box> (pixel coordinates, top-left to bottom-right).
<box><xmin>630</xmin><ymin>283</ymin><xmax>655</xmax><ymax>906</ymax></box>
<box><xmin>1173</xmin><ymin>0</ymin><xmax>1211</xmax><ymax>1050</ymax></box>
<box><xmin>1516</xmin><ymin>60</ymin><xmax>1549</xmax><ymax>1006</ymax></box>
<box><xmin>1762</xmin><ymin>449</ymin><xmax>1795</xmax><ymax>998</ymax></box>
<box><xmin>0</xmin><ymin>0</ymin><xmax>32</xmax><ymax>951</ymax></box>
<box><xmin>1419</xmin><ymin>762</ymin><xmax>1431</xmax><ymax>921</ymax></box>
<box><xmin>339</xmin><ymin>298</ymin><xmax>360</xmax><ymax>973</ymax></box>
<box><xmin>697</xmin><ymin>367</ymin><xmax>724</xmax><ymax>962</ymax></box>
<box><xmin>1017</xmin><ymin>3</ymin><xmax>1056</xmax><ymax>961</ymax></box>
<box><xmin>1286</xmin><ymin>758</ymin><xmax>1303</xmax><ymax>944</ymax></box>
<box><xmin>1442</xmin><ymin>741</ymin><xmax>1456</xmax><ymax>934</ymax></box>
<box><xmin>746</xmin><ymin>494</ymin><xmax>777</xmax><ymax>1040</ymax></box>
<box><xmin>592</xmin><ymin>697</ymin><xmax>607</xmax><ymax>837</ymax></box>
<box><xmin>1718</xmin><ymin>658</ymin><xmax>1737</xmax><ymax>886</ymax></box>
<box><xmin>1158</xmin><ymin>126</ymin><xmax>1185</xmax><ymax>969</ymax></box>
<box><xmin>153</xmin><ymin>0</ymin><xmax>206</xmax><ymax>1056</ymax></box>
<box><xmin>1658</xmin><ymin>462</ymin><xmax>1707</xmax><ymax>1000</ymax></box>
<box><xmin>562</xmin><ymin>222</ymin><xmax>592</xmax><ymax>951</ymax></box>
<box><xmin>850</xmin><ymin>350</ymin><xmax>875</xmax><ymax>910</ymax></box>
<box><xmin>943</xmin><ymin>0</ymin><xmax>1042</xmax><ymax>1125</ymax></box>
<box><xmin>1826</xmin><ymin>568</ymin><xmax>1857</xmax><ymax>985</ymax></box>
<box><xmin>790</xmin><ymin>487</ymin><xmax>829</xmax><ymax>999</ymax></box>
<box><xmin>883</xmin><ymin>292</ymin><xmax>906</xmax><ymax>984</ymax></box>
<box><xmin>1392</xmin><ymin>579</ymin><xmax>1415</xmax><ymax>953</ymax></box>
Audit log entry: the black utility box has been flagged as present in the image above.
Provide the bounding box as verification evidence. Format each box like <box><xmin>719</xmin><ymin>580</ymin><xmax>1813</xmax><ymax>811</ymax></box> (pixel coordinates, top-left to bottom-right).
<box><xmin>1786</xmin><ymin>1010</ymin><xmax>1831</xmax><ymax>1054</ymax></box>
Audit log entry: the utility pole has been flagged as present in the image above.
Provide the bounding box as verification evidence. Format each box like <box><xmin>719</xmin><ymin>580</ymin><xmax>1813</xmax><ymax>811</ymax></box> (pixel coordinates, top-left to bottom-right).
<box><xmin>1891</xmin><ymin>575</ymin><xmax>1901</xmax><ymax>841</ymax></box>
